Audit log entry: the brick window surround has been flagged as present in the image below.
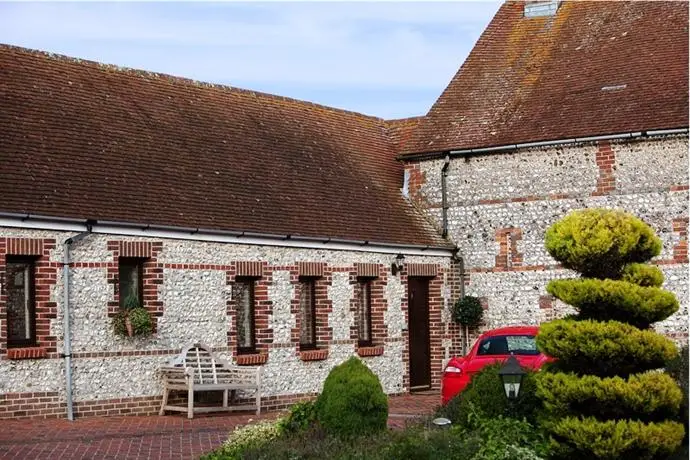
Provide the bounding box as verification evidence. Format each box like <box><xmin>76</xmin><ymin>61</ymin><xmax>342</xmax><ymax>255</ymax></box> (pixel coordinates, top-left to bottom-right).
<box><xmin>106</xmin><ymin>241</ymin><xmax>163</xmax><ymax>332</ymax></box>
<box><xmin>351</xmin><ymin>264</ymin><xmax>386</xmax><ymax>358</ymax></box>
<box><xmin>0</xmin><ymin>238</ymin><xmax>58</xmax><ymax>360</ymax></box>
<box><xmin>227</xmin><ymin>262</ymin><xmax>271</xmax><ymax>365</ymax></box>
<box><xmin>292</xmin><ymin>262</ymin><xmax>331</xmax><ymax>361</ymax></box>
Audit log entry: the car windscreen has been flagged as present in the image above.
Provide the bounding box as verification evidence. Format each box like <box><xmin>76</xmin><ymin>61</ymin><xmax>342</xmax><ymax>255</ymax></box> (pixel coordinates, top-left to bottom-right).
<box><xmin>476</xmin><ymin>335</ymin><xmax>539</xmax><ymax>356</ymax></box>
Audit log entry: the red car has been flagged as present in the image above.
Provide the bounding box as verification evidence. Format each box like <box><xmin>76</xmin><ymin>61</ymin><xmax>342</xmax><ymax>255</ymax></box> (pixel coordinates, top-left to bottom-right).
<box><xmin>441</xmin><ymin>326</ymin><xmax>551</xmax><ymax>405</ymax></box>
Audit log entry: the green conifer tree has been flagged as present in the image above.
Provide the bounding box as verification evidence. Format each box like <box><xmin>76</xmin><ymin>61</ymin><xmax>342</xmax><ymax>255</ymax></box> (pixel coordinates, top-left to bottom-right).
<box><xmin>536</xmin><ymin>209</ymin><xmax>685</xmax><ymax>459</ymax></box>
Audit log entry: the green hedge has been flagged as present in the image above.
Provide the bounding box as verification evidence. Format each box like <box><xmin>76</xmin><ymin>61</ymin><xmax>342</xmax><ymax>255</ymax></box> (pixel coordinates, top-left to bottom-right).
<box><xmin>548</xmin><ymin>416</ymin><xmax>685</xmax><ymax>460</ymax></box>
<box><xmin>544</xmin><ymin>209</ymin><xmax>661</xmax><ymax>279</ymax></box>
<box><xmin>537</xmin><ymin>319</ymin><xmax>677</xmax><ymax>376</ymax></box>
<box><xmin>315</xmin><ymin>357</ymin><xmax>388</xmax><ymax>438</ymax></box>
<box><xmin>537</xmin><ymin>371</ymin><xmax>682</xmax><ymax>421</ymax></box>
<box><xmin>546</xmin><ymin>278</ymin><xmax>678</xmax><ymax>328</ymax></box>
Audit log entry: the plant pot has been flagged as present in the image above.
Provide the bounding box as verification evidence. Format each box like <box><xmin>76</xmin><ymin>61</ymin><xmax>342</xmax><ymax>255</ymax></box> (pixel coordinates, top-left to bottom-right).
<box><xmin>125</xmin><ymin>315</ymin><xmax>134</xmax><ymax>337</ymax></box>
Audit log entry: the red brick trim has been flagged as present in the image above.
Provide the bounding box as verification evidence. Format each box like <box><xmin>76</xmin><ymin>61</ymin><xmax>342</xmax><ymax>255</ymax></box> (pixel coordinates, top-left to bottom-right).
<box><xmin>403</xmin><ymin>162</ymin><xmax>428</xmax><ymax>206</ymax></box>
<box><xmin>5</xmin><ymin>238</ymin><xmax>44</xmax><ymax>256</ymax></box>
<box><xmin>592</xmin><ymin>141</ymin><xmax>616</xmax><ymax>196</ymax></box>
<box><xmin>117</xmin><ymin>241</ymin><xmax>152</xmax><ymax>258</ymax></box>
<box><xmin>0</xmin><ymin>238</ymin><xmax>58</xmax><ymax>358</ymax></box>
<box><xmin>299</xmin><ymin>349</ymin><xmax>329</xmax><ymax>361</ymax></box>
<box><xmin>495</xmin><ymin>227</ymin><xmax>523</xmax><ymax>269</ymax></box>
<box><xmin>297</xmin><ymin>262</ymin><xmax>324</xmax><ymax>277</ymax></box>
<box><xmin>356</xmin><ymin>263</ymin><xmax>379</xmax><ymax>278</ymax></box>
<box><xmin>6</xmin><ymin>347</ymin><xmax>48</xmax><ymax>360</ymax></box>
<box><xmin>235</xmin><ymin>353</ymin><xmax>268</xmax><ymax>366</ymax></box>
<box><xmin>357</xmin><ymin>345</ymin><xmax>384</xmax><ymax>357</ymax></box>
<box><xmin>106</xmin><ymin>241</ymin><xmax>164</xmax><ymax>332</ymax></box>
<box><xmin>350</xmin><ymin>265</ymin><xmax>387</xmax><ymax>348</ymax></box>
<box><xmin>672</xmin><ymin>218</ymin><xmax>688</xmax><ymax>263</ymax></box>
<box><xmin>406</xmin><ymin>263</ymin><xmax>439</xmax><ymax>277</ymax></box>
<box><xmin>236</xmin><ymin>261</ymin><xmax>264</xmax><ymax>277</ymax></box>
<box><xmin>290</xmin><ymin>267</ymin><xmax>331</xmax><ymax>353</ymax></box>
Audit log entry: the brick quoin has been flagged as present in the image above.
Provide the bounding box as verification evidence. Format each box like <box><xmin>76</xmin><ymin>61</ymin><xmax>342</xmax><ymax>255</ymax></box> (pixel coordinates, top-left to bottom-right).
<box><xmin>495</xmin><ymin>227</ymin><xmax>523</xmax><ymax>269</ymax></box>
<box><xmin>106</xmin><ymin>241</ymin><xmax>164</xmax><ymax>332</ymax></box>
<box><xmin>0</xmin><ymin>238</ymin><xmax>58</xmax><ymax>359</ymax></box>
<box><xmin>672</xmin><ymin>218</ymin><xmax>688</xmax><ymax>263</ymax></box>
<box><xmin>592</xmin><ymin>140</ymin><xmax>617</xmax><ymax>196</ymax></box>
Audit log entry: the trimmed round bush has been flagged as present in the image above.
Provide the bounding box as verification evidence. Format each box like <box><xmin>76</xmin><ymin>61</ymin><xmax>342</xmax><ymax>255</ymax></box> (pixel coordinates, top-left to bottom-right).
<box><xmin>315</xmin><ymin>357</ymin><xmax>388</xmax><ymax>438</ymax></box>
<box><xmin>452</xmin><ymin>295</ymin><xmax>484</xmax><ymax>328</ymax></box>
<box><xmin>438</xmin><ymin>364</ymin><xmax>542</xmax><ymax>429</ymax></box>
<box><xmin>544</xmin><ymin>209</ymin><xmax>661</xmax><ymax>279</ymax></box>
<box><xmin>621</xmin><ymin>263</ymin><xmax>665</xmax><ymax>287</ymax></box>
<box><xmin>537</xmin><ymin>371</ymin><xmax>683</xmax><ymax>421</ymax></box>
<box><xmin>546</xmin><ymin>278</ymin><xmax>678</xmax><ymax>328</ymax></box>
<box><xmin>548</xmin><ymin>417</ymin><xmax>685</xmax><ymax>460</ymax></box>
<box><xmin>537</xmin><ymin>319</ymin><xmax>677</xmax><ymax>377</ymax></box>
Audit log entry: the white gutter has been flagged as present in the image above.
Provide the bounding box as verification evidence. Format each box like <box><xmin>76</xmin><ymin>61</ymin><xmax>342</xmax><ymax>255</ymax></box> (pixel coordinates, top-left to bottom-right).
<box><xmin>398</xmin><ymin>128</ymin><xmax>689</xmax><ymax>161</ymax></box>
<box><xmin>0</xmin><ymin>214</ymin><xmax>455</xmax><ymax>258</ymax></box>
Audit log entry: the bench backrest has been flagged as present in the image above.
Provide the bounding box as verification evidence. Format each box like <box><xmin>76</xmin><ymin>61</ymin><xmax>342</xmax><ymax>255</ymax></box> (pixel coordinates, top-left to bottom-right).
<box><xmin>181</xmin><ymin>343</ymin><xmax>220</xmax><ymax>385</ymax></box>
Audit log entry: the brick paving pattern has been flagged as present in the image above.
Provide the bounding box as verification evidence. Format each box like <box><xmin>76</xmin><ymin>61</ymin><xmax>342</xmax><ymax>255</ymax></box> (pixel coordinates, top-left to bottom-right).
<box><xmin>0</xmin><ymin>393</ymin><xmax>439</xmax><ymax>459</ymax></box>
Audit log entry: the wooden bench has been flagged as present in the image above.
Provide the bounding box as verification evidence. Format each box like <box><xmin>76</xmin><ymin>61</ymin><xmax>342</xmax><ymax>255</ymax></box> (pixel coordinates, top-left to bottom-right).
<box><xmin>159</xmin><ymin>343</ymin><xmax>261</xmax><ymax>419</ymax></box>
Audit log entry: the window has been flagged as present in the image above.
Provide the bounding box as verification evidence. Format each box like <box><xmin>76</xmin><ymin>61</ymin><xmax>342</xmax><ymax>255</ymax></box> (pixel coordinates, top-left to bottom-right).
<box><xmin>299</xmin><ymin>278</ymin><xmax>317</xmax><ymax>350</ymax></box>
<box><xmin>477</xmin><ymin>335</ymin><xmax>538</xmax><ymax>356</ymax></box>
<box><xmin>6</xmin><ymin>257</ymin><xmax>37</xmax><ymax>347</ymax></box>
<box><xmin>119</xmin><ymin>258</ymin><xmax>144</xmax><ymax>308</ymax></box>
<box><xmin>233</xmin><ymin>278</ymin><xmax>256</xmax><ymax>353</ymax></box>
<box><xmin>357</xmin><ymin>279</ymin><xmax>373</xmax><ymax>347</ymax></box>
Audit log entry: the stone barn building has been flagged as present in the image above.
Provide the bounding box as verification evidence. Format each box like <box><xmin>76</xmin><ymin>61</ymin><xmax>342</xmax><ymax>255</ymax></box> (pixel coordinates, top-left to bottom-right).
<box><xmin>1</xmin><ymin>0</ymin><xmax>687</xmax><ymax>419</ymax></box>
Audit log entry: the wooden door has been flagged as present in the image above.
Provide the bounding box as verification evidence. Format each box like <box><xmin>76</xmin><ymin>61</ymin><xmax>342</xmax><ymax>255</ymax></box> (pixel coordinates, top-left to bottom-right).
<box><xmin>408</xmin><ymin>277</ymin><xmax>431</xmax><ymax>390</ymax></box>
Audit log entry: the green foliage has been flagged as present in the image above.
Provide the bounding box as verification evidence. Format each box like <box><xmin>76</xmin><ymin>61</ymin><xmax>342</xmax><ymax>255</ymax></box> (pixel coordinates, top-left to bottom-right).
<box><xmin>315</xmin><ymin>357</ymin><xmax>388</xmax><ymax>438</ymax></box>
<box><xmin>621</xmin><ymin>263</ymin><xmax>665</xmax><ymax>287</ymax></box>
<box><xmin>436</xmin><ymin>364</ymin><xmax>542</xmax><ymax>429</ymax></box>
<box><xmin>666</xmin><ymin>345</ymin><xmax>689</xmax><ymax>435</ymax></box>
<box><xmin>544</xmin><ymin>209</ymin><xmax>661</xmax><ymax>279</ymax></box>
<box><xmin>201</xmin><ymin>420</ymin><xmax>281</xmax><ymax>460</ymax></box>
<box><xmin>537</xmin><ymin>319</ymin><xmax>677</xmax><ymax>377</ymax></box>
<box><xmin>537</xmin><ymin>371</ymin><xmax>682</xmax><ymax>421</ymax></box>
<box><xmin>112</xmin><ymin>306</ymin><xmax>153</xmax><ymax>337</ymax></box>
<box><xmin>452</xmin><ymin>295</ymin><xmax>484</xmax><ymax>328</ymax></box>
<box><xmin>276</xmin><ymin>400</ymin><xmax>317</xmax><ymax>436</ymax></box>
<box><xmin>540</xmin><ymin>209</ymin><xmax>685</xmax><ymax>458</ymax></box>
<box><xmin>547</xmin><ymin>278</ymin><xmax>678</xmax><ymax>328</ymax></box>
<box><xmin>470</xmin><ymin>416</ymin><xmax>550</xmax><ymax>460</ymax></box>
<box><xmin>548</xmin><ymin>417</ymin><xmax>685</xmax><ymax>460</ymax></box>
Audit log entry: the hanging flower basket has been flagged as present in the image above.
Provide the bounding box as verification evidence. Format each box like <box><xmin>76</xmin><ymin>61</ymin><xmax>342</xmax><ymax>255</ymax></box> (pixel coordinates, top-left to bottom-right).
<box><xmin>112</xmin><ymin>293</ymin><xmax>153</xmax><ymax>337</ymax></box>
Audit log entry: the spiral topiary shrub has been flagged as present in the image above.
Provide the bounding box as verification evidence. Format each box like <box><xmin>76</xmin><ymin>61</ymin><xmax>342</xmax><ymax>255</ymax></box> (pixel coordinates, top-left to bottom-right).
<box><xmin>537</xmin><ymin>209</ymin><xmax>685</xmax><ymax>459</ymax></box>
<box><xmin>315</xmin><ymin>356</ymin><xmax>388</xmax><ymax>438</ymax></box>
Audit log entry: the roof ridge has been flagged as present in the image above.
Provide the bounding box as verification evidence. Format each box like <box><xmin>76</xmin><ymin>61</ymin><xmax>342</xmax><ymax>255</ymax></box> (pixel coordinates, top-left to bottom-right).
<box><xmin>0</xmin><ymin>42</ymin><xmax>386</xmax><ymax>123</ymax></box>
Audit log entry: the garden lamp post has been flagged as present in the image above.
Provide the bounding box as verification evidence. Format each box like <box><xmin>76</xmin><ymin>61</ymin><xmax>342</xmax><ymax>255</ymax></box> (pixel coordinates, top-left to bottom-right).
<box><xmin>498</xmin><ymin>355</ymin><xmax>526</xmax><ymax>399</ymax></box>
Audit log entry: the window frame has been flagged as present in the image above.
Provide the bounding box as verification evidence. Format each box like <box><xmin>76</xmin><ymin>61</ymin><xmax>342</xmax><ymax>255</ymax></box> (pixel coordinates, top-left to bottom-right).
<box><xmin>357</xmin><ymin>277</ymin><xmax>373</xmax><ymax>347</ymax></box>
<box><xmin>6</xmin><ymin>256</ymin><xmax>38</xmax><ymax>348</ymax></box>
<box><xmin>298</xmin><ymin>277</ymin><xmax>318</xmax><ymax>350</ymax></box>
<box><xmin>234</xmin><ymin>277</ymin><xmax>257</xmax><ymax>354</ymax></box>
<box><xmin>118</xmin><ymin>257</ymin><xmax>145</xmax><ymax>309</ymax></box>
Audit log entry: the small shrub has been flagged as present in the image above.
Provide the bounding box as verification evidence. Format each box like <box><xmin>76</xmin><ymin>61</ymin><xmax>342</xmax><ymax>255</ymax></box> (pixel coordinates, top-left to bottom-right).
<box><xmin>471</xmin><ymin>416</ymin><xmax>550</xmax><ymax>460</ymax></box>
<box><xmin>201</xmin><ymin>420</ymin><xmax>281</xmax><ymax>460</ymax></box>
<box><xmin>437</xmin><ymin>364</ymin><xmax>542</xmax><ymax>429</ymax></box>
<box><xmin>315</xmin><ymin>356</ymin><xmax>388</xmax><ymax>438</ymax></box>
<box><xmin>277</xmin><ymin>400</ymin><xmax>317</xmax><ymax>436</ymax></box>
<box><xmin>452</xmin><ymin>295</ymin><xmax>484</xmax><ymax>328</ymax></box>
<box><xmin>112</xmin><ymin>306</ymin><xmax>153</xmax><ymax>337</ymax></box>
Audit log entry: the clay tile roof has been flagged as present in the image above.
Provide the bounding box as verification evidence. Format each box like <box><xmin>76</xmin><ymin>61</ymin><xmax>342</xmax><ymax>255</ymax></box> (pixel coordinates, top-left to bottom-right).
<box><xmin>0</xmin><ymin>44</ymin><xmax>449</xmax><ymax>248</ymax></box>
<box><xmin>386</xmin><ymin>117</ymin><xmax>423</xmax><ymax>153</ymax></box>
<box><xmin>402</xmin><ymin>1</ymin><xmax>689</xmax><ymax>155</ymax></box>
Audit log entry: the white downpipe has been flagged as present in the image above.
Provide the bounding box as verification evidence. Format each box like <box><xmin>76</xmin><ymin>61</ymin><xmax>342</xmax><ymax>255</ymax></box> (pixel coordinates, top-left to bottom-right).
<box><xmin>62</xmin><ymin>240</ymin><xmax>75</xmax><ymax>421</ymax></box>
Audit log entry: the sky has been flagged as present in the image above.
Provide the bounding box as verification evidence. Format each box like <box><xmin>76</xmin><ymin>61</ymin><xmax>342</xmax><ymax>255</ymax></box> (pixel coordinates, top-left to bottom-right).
<box><xmin>0</xmin><ymin>1</ymin><xmax>502</xmax><ymax>119</ymax></box>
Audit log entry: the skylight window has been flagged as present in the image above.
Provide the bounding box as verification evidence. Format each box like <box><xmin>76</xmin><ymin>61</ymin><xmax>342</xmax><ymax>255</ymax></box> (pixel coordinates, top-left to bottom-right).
<box><xmin>524</xmin><ymin>1</ymin><xmax>561</xmax><ymax>18</ymax></box>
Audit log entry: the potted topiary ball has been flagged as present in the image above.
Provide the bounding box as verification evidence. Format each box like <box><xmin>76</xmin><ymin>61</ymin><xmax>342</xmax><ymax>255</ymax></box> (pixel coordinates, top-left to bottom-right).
<box><xmin>452</xmin><ymin>295</ymin><xmax>484</xmax><ymax>354</ymax></box>
<box><xmin>113</xmin><ymin>291</ymin><xmax>153</xmax><ymax>337</ymax></box>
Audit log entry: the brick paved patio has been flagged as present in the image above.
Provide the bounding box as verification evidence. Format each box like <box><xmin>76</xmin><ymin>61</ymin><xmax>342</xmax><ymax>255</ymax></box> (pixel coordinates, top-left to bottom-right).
<box><xmin>0</xmin><ymin>393</ymin><xmax>439</xmax><ymax>459</ymax></box>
